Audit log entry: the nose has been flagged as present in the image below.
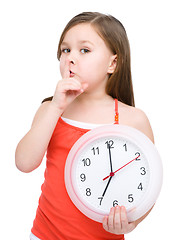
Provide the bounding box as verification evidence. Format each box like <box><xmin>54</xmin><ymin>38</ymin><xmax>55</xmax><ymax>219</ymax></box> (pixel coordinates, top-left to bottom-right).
<box><xmin>70</xmin><ymin>60</ymin><xmax>75</xmax><ymax>65</ymax></box>
<box><xmin>67</xmin><ymin>50</ymin><xmax>76</xmax><ymax>65</ymax></box>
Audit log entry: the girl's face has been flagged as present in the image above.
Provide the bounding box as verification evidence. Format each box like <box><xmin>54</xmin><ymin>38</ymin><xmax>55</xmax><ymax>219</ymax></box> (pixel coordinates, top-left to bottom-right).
<box><xmin>59</xmin><ymin>23</ymin><xmax>116</xmax><ymax>92</ymax></box>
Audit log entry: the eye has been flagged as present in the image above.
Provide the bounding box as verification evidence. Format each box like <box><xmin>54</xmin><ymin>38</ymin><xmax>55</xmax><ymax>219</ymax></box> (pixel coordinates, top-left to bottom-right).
<box><xmin>61</xmin><ymin>48</ymin><xmax>70</xmax><ymax>53</ymax></box>
<box><xmin>80</xmin><ymin>48</ymin><xmax>90</xmax><ymax>54</ymax></box>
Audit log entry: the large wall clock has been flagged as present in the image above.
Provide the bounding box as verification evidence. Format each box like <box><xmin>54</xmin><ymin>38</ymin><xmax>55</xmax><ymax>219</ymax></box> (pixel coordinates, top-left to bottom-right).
<box><xmin>65</xmin><ymin>124</ymin><xmax>163</xmax><ymax>222</ymax></box>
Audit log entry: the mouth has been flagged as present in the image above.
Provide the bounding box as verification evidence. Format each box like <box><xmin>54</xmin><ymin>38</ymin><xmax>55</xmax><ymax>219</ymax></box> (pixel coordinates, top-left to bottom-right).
<box><xmin>69</xmin><ymin>70</ymin><xmax>75</xmax><ymax>78</ymax></box>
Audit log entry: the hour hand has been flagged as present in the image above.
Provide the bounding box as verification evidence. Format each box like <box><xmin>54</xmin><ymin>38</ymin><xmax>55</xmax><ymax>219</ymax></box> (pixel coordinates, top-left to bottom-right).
<box><xmin>101</xmin><ymin>176</ymin><xmax>113</xmax><ymax>198</ymax></box>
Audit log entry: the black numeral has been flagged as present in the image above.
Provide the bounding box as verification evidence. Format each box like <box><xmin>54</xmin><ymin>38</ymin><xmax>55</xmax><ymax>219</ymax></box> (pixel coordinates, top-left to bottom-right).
<box><xmin>123</xmin><ymin>143</ymin><xmax>127</xmax><ymax>151</ymax></box>
<box><xmin>98</xmin><ymin>197</ymin><xmax>103</xmax><ymax>205</ymax></box>
<box><xmin>80</xmin><ymin>173</ymin><xmax>86</xmax><ymax>182</ymax></box>
<box><xmin>140</xmin><ymin>167</ymin><xmax>146</xmax><ymax>175</ymax></box>
<box><xmin>138</xmin><ymin>183</ymin><xmax>143</xmax><ymax>190</ymax></box>
<box><xmin>128</xmin><ymin>194</ymin><xmax>134</xmax><ymax>203</ymax></box>
<box><xmin>82</xmin><ymin>158</ymin><xmax>91</xmax><ymax>166</ymax></box>
<box><xmin>105</xmin><ymin>140</ymin><xmax>114</xmax><ymax>148</ymax></box>
<box><xmin>86</xmin><ymin>188</ymin><xmax>91</xmax><ymax>196</ymax></box>
<box><xmin>135</xmin><ymin>152</ymin><xmax>141</xmax><ymax>161</ymax></box>
<box><xmin>113</xmin><ymin>200</ymin><xmax>119</xmax><ymax>207</ymax></box>
<box><xmin>91</xmin><ymin>147</ymin><xmax>99</xmax><ymax>155</ymax></box>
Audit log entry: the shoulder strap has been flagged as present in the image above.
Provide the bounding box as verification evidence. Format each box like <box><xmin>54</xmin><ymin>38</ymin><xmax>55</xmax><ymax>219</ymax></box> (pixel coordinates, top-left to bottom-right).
<box><xmin>115</xmin><ymin>99</ymin><xmax>119</xmax><ymax>124</ymax></box>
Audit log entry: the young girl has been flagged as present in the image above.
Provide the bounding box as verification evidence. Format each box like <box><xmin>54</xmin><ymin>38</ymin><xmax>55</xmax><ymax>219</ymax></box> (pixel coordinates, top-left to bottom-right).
<box><xmin>15</xmin><ymin>12</ymin><xmax>154</xmax><ymax>240</ymax></box>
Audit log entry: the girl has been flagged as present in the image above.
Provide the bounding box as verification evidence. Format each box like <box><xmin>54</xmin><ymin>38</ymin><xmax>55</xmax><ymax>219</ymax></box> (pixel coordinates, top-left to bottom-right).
<box><xmin>15</xmin><ymin>12</ymin><xmax>154</xmax><ymax>240</ymax></box>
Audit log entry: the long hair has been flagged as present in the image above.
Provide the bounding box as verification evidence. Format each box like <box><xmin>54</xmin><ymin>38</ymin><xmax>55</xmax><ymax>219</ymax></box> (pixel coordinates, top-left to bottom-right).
<box><xmin>56</xmin><ymin>12</ymin><xmax>135</xmax><ymax>106</ymax></box>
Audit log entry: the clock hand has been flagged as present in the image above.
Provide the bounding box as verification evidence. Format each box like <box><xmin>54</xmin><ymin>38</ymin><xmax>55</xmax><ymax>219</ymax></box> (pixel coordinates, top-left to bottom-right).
<box><xmin>108</xmin><ymin>144</ymin><xmax>113</xmax><ymax>172</ymax></box>
<box><xmin>103</xmin><ymin>154</ymin><xmax>140</xmax><ymax>181</ymax></box>
<box><xmin>101</xmin><ymin>176</ymin><xmax>113</xmax><ymax>198</ymax></box>
<box><xmin>98</xmin><ymin>143</ymin><xmax>114</xmax><ymax>203</ymax></box>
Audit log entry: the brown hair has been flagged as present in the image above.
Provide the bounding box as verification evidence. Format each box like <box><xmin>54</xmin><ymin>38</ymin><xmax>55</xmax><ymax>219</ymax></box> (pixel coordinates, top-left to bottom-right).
<box><xmin>43</xmin><ymin>12</ymin><xmax>135</xmax><ymax>106</ymax></box>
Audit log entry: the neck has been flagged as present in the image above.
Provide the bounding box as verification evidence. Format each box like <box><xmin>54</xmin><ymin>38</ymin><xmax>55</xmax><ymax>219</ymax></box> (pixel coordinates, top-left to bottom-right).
<box><xmin>62</xmin><ymin>88</ymin><xmax>115</xmax><ymax>123</ymax></box>
<box><xmin>76</xmin><ymin>89</ymin><xmax>112</xmax><ymax>105</ymax></box>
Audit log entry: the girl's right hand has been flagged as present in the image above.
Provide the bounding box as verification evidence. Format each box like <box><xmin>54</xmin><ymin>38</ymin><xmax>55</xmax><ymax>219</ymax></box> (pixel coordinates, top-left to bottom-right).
<box><xmin>51</xmin><ymin>62</ymin><xmax>88</xmax><ymax>112</ymax></box>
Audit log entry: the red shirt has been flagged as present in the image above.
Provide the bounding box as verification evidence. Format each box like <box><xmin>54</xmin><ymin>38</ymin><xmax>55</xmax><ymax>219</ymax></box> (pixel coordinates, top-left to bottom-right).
<box><xmin>31</xmin><ymin>101</ymin><xmax>124</xmax><ymax>240</ymax></box>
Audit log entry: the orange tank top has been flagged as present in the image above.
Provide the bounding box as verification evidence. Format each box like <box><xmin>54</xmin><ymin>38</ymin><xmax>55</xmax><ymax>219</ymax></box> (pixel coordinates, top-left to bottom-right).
<box><xmin>31</xmin><ymin>99</ymin><xmax>124</xmax><ymax>240</ymax></box>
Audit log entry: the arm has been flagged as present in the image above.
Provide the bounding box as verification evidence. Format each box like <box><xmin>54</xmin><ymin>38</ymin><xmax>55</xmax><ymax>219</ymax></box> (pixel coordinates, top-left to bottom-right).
<box><xmin>102</xmin><ymin>109</ymin><xmax>155</xmax><ymax>234</ymax></box>
<box><xmin>15</xmin><ymin>62</ymin><xmax>88</xmax><ymax>173</ymax></box>
<box><xmin>15</xmin><ymin>102</ymin><xmax>62</xmax><ymax>173</ymax></box>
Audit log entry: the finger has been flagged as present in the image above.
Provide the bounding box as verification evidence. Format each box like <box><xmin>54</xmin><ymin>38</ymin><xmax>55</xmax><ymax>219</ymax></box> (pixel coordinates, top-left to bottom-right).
<box><xmin>121</xmin><ymin>206</ymin><xmax>136</xmax><ymax>233</ymax></box>
<box><xmin>62</xmin><ymin>60</ymin><xmax>70</xmax><ymax>79</ymax></box>
<box><xmin>120</xmin><ymin>206</ymin><xmax>128</xmax><ymax>231</ymax></box>
<box><xmin>59</xmin><ymin>78</ymin><xmax>80</xmax><ymax>89</ymax></box>
<box><xmin>102</xmin><ymin>216</ymin><xmax>109</xmax><ymax>232</ymax></box>
<box><xmin>114</xmin><ymin>206</ymin><xmax>121</xmax><ymax>230</ymax></box>
<box><xmin>62</xmin><ymin>82</ymin><xmax>82</xmax><ymax>93</ymax></box>
<box><xmin>65</xmin><ymin>79</ymin><xmax>88</xmax><ymax>93</ymax></box>
<box><xmin>108</xmin><ymin>207</ymin><xmax>115</xmax><ymax>231</ymax></box>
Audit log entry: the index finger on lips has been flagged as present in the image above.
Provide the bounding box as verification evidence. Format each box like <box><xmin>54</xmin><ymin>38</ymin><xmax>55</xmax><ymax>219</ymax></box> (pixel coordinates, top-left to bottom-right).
<box><xmin>63</xmin><ymin>60</ymin><xmax>70</xmax><ymax>79</ymax></box>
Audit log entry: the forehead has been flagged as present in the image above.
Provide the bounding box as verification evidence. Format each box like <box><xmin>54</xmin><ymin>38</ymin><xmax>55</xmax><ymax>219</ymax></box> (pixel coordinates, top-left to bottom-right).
<box><xmin>62</xmin><ymin>23</ymin><xmax>104</xmax><ymax>46</ymax></box>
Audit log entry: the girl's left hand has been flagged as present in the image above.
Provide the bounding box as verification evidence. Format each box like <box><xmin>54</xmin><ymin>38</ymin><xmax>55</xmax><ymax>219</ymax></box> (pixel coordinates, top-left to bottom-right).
<box><xmin>102</xmin><ymin>206</ymin><xmax>137</xmax><ymax>235</ymax></box>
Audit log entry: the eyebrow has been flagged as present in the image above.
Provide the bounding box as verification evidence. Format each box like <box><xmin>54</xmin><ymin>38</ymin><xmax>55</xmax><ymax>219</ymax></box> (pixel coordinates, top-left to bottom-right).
<box><xmin>61</xmin><ymin>40</ymin><xmax>94</xmax><ymax>46</ymax></box>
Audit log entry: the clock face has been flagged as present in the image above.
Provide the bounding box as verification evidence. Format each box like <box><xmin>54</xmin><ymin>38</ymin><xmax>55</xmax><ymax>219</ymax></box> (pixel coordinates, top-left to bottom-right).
<box><xmin>65</xmin><ymin>125</ymin><xmax>162</xmax><ymax>222</ymax></box>
<box><xmin>74</xmin><ymin>136</ymin><xmax>150</xmax><ymax>214</ymax></box>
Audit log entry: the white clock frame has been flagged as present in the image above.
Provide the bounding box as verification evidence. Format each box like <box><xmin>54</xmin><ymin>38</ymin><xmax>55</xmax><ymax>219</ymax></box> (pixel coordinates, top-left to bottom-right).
<box><xmin>64</xmin><ymin>124</ymin><xmax>163</xmax><ymax>222</ymax></box>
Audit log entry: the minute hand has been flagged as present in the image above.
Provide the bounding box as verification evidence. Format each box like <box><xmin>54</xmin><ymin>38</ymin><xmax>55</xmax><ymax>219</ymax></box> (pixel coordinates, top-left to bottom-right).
<box><xmin>108</xmin><ymin>145</ymin><xmax>113</xmax><ymax>172</ymax></box>
<box><xmin>103</xmin><ymin>155</ymin><xmax>140</xmax><ymax>181</ymax></box>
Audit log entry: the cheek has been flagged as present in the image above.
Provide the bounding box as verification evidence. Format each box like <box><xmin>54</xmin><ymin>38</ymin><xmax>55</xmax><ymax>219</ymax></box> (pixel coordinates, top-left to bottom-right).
<box><xmin>91</xmin><ymin>52</ymin><xmax>109</xmax><ymax>68</ymax></box>
<box><xmin>84</xmin><ymin>56</ymin><xmax>109</xmax><ymax>76</ymax></box>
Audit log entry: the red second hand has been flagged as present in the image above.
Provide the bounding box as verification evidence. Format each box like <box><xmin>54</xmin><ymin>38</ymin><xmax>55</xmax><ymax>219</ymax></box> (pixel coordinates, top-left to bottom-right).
<box><xmin>103</xmin><ymin>155</ymin><xmax>140</xmax><ymax>181</ymax></box>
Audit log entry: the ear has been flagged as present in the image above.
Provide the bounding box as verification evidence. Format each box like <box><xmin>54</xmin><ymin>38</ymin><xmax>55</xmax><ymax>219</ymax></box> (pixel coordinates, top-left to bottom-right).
<box><xmin>107</xmin><ymin>55</ymin><xmax>117</xmax><ymax>74</ymax></box>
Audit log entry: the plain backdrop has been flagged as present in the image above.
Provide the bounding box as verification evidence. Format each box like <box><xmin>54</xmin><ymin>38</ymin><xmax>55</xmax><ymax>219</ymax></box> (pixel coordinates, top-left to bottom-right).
<box><xmin>0</xmin><ymin>0</ymin><xmax>173</xmax><ymax>239</ymax></box>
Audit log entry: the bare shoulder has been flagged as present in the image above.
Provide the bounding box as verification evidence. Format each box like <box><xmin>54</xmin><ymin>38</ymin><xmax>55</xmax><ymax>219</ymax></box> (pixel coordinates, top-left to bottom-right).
<box><xmin>31</xmin><ymin>101</ymin><xmax>52</xmax><ymax>127</ymax></box>
<box><xmin>119</xmin><ymin>101</ymin><xmax>154</xmax><ymax>143</ymax></box>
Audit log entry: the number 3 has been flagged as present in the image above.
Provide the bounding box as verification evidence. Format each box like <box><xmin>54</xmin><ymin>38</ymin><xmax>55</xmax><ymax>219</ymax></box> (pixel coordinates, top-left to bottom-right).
<box><xmin>140</xmin><ymin>167</ymin><xmax>146</xmax><ymax>175</ymax></box>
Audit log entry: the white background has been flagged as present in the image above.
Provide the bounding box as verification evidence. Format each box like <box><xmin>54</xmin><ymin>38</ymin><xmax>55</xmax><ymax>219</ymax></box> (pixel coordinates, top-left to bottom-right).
<box><xmin>0</xmin><ymin>0</ymin><xmax>173</xmax><ymax>239</ymax></box>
